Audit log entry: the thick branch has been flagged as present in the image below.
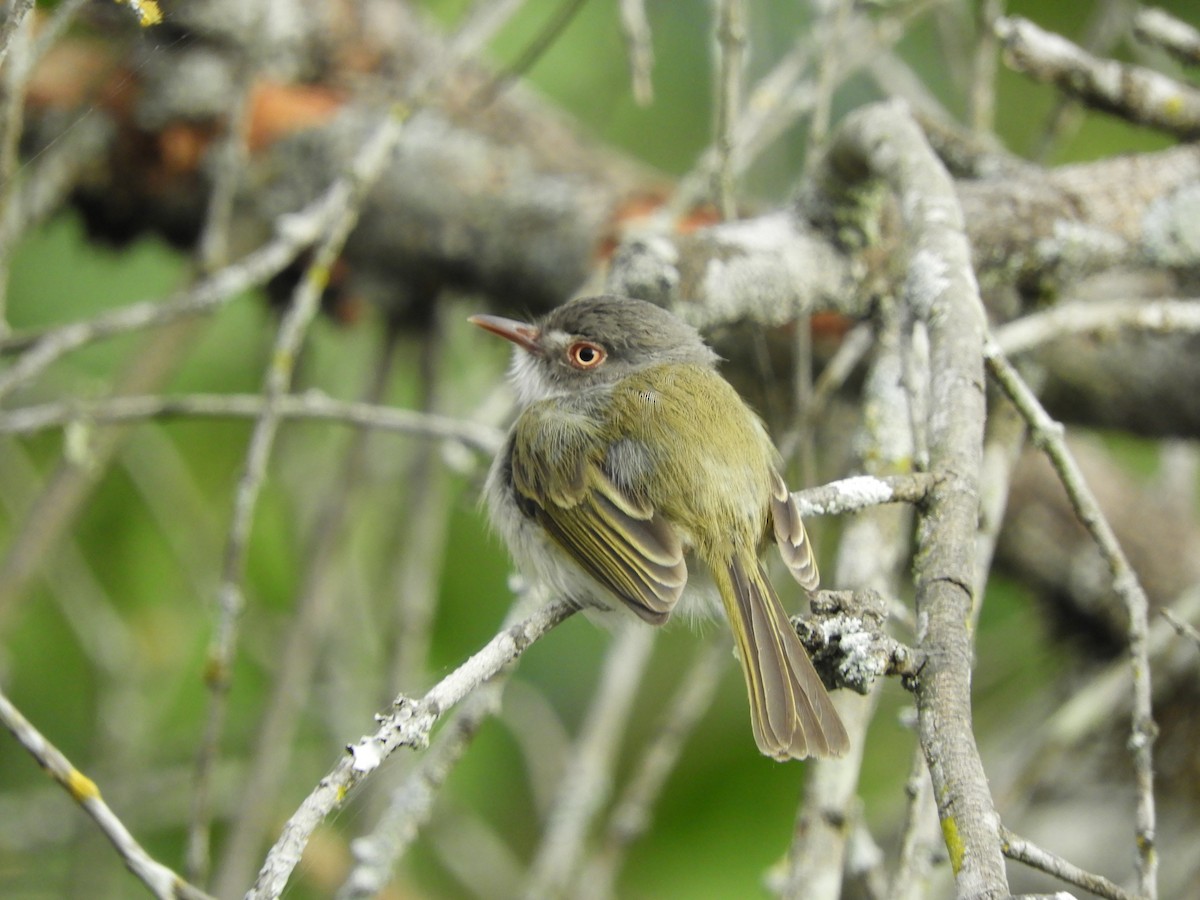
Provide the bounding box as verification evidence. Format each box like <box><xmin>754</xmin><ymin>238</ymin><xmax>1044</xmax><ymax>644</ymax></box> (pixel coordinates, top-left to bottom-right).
<box><xmin>819</xmin><ymin>101</ymin><xmax>1003</xmax><ymax>898</ymax></box>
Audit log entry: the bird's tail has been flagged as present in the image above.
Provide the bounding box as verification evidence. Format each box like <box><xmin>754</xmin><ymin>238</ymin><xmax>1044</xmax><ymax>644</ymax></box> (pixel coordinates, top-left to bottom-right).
<box><xmin>716</xmin><ymin>555</ymin><xmax>849</xmax><ymax>760</ymax></box>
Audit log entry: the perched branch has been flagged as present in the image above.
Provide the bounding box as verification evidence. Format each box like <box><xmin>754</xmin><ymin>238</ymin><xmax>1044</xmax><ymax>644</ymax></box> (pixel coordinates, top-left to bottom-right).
<box><xmin>793</xmin><ymin>473</ymin><xmax>935</xmax><ymax>518</ymax></box>
<box><xmin>247</xmin><ymin>597</ymin><xmax>578</xmax><ymax>900</ymax></box>
<box><xmin>336</xmin><ymin>685</ymin><xmax>502</xmax><ymax>900</ymax></box>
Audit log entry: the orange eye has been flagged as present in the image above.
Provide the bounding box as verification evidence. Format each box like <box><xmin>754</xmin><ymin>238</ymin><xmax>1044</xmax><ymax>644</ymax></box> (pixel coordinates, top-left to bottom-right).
<box><xmin>568</xmin><ymin>341</ymin><xmax>606</xmax><ymax>369</ymax></box>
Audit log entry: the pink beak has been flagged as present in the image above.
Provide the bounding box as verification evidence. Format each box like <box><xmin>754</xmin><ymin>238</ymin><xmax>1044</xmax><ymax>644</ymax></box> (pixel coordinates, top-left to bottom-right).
<box><xmin>468</xmin><ymin>314</ymin><xmax>541</xmax><ymax>354</ymax></box>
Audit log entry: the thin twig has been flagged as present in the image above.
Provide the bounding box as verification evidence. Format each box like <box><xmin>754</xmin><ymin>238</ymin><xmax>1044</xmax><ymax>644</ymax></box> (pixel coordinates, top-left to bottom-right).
<box><xmin>522</xmin><ymin>625</ymin><xmax>656</xmax><ymax>899</ymax></box>
<box><xmin>184</xmin><ymin>15</ymin><xmax>268</xmax><ymax>881</ymax></box>
<box><xmin>29</xmin><ymin>0</ymin><xmax>90</xmax><ymax>67</ymax></box>
<box><xmin>618</xmin><ymin>0</ymin><xmax>654</xmax><ymax>105</ymax></box>
<box><xmin>984</xmin><ymin>339</ymin><xmax>1158</xmax><ymax>899</ymax></box>
<box><xmin>995</xmin><ymin>297</ymin><xmax>1200</xmax><ymax>356</ymax></box>
<box><xmin>669</xmin><ymin>0</ymin><xmax>937</xmax><ymax>217</ymax></box>
<box><xmin>191</xmin><ymin>101</ymin><xmax>413</xmax><ymax>882</ymax></box>
<box><xmin>1160</xmin><ymin>607</ymin><xmax>1200</xmax><ymax>655</ymax></box>
<box><xmin>209</xmin><ymin>329</ymin><xmax>405</xmax><ymax>899</ymax></box>
<box><xmin>969</xmin><ymin>0</ymin><xmax>1005</xmax><ymax>133</ymax></box>
<box><xmin>999</xmin><ymin>587</ymin><xmax>1200</xmax><ymax>807</ymax></box>
<box><xmin>1133</xmin><ymin>6</ymin><xmax>1200</xmax><ymax>66</ymax></box>
<box><xmin>889</xmin><ymin>745</ymin><xmax>941</xmax><ymax>900</ymax></box>
<box><xmin>0</xmin><ymin>390</ymin><xmax>502</xmax><ymax>452</ymax></box>
<box><xmin>778</xmin><ymin>321</ymin><xmax>873</xmax><ymax>462</ymax></box>
<box><xmin>579</xmin><ymin>638</ymin><xmax>726</xmax><ymax>900</ymax></box>
<box><xmin>999</xmin><ymin>825</ymin><xmax>1144</xmax><ymax>900</ymax></box>
<box><xmin>806</xmin><ymin>0</ymin><xmax>850</xmax><ymax>165</ymax></box>
<box><xmin>712</xmin><ymin>0</ymin><xmax>746</xmax><ymax>220</ymax></box>
<box><xmin>0</xmin><ymin>687</ymin><xmax>216</xmax><ymax>900</ymax></box>
<box><xmin>0</xmin><ymin>190</ymin><xmax>342</xmax><ymax>400</ymax></box>
<box><xmin>475</xmin><ymin>0</ymin><xmax>589</xmax><ymax>106</ymax></box>
<box><xmin>0</xmin><ymin>113</ymin><xmax>114</xmax><ymax>248</ymax></box>
<box><xmin>0</xmin><ymin>5</ymin><xmax>31</xmax><ymax>332</ymax></box>
<box><xmin>784</xmin><ymin>295</ymin><xmax>915</xmax><ymax>900</ymax></box>
<box><xmin>247</xmin><ymin>597</ymin><xmax>578</xmax><ymax>900</ymax></box>
<box><xmin>386</xmin><ymin>313</ymin><xmax>453</xmax><ymax>699</ymax></box>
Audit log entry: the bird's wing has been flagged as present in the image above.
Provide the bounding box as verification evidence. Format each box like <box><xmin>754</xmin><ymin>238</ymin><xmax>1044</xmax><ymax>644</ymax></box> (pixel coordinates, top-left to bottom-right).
<box><xmin>770</xmin><ymin>469</ymin><xmax>820</xmax><ymax>592</ymax></box>
<box><xmin>509</xmin><ymin>404</ymin><xmax>687</xmax><ymax>623</ymax></box>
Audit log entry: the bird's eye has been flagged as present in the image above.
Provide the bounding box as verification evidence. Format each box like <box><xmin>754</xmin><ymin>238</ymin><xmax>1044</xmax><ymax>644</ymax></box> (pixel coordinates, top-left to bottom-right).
<box><xmin>567</xmin><ymin>341</ymin><xmax>606</xmax><ymax>369</ymax></box>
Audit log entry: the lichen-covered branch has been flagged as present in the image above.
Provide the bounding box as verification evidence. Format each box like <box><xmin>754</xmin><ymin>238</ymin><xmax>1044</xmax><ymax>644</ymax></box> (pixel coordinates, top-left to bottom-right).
<box><xmin>818</xmin><ymin>100</ymin><xmax>1004</xmax><ymax>898</ymax></box>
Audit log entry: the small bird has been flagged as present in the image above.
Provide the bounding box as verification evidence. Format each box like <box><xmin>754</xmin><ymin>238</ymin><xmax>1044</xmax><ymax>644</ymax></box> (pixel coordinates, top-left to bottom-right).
<box><xmin>471</xmin><ymin>295</ymin><xmax>848</xmax><ymax>760</ymax></box>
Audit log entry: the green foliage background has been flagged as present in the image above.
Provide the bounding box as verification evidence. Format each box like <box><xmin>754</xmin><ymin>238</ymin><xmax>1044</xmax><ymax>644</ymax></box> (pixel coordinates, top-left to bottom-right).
<box><xmin>0</xmin><ymin>1</ymin><xmax>1185</xmax><ymax>897</ymax></box>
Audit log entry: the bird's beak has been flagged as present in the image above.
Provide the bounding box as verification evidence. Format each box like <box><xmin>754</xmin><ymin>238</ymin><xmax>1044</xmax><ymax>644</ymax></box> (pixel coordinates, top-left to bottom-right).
<box><xmin>468</xmin><ymin>314</ymin><xmax>541</xmax><ymax>354</ymax></box>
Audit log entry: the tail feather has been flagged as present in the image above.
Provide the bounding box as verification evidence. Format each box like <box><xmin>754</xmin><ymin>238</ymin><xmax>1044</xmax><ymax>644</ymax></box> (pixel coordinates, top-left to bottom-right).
<box><xmin>720</xmin><ymin>556</ymin><xmax>849</xmax><ymax>761</ymax></box>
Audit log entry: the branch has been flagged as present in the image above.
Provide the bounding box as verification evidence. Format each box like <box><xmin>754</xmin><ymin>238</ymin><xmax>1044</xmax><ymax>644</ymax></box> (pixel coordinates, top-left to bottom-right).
<box><xmin>0</xmin><ymin>687</ymin><xmax>215</xmax><ymax>900</ymax></box>
<box><xmin>617</xmin><ymin>0</ymin><xmax>654</xmax><ymax>105</ymax></box>
<box><xmin>193</xmin><ymin>108</ymin><xmax>442</xmax><ymax>869</ymax></box>
<box><xmin>0</xmin><ymin>189</ymin><xmax>344</xmax><ymax>401</ymax></box>
<box><xmin>1133</xmin><ymin>7</ymin><xmax>1200</xmax><ymax>66</ymax></box>
<box><xmin>579</xmin><ymin>639</ymin><xmax>725</xmax><ymax>900</ymax></box>
<box><xmin>818</xmin><ymin>100</ymin><xmax>1005</xmax><ymax>897</ymax></box>
<box><xmin>522</xmin><ymin>626</ymin><xmax>655</xmax><ymax>898</ymax></box>
<box><xmin>1161</xmin><ymin>607</ymin><xmax>1200</xmax><ymax>654</ymax></box>
<box><xmin>984</xmin><ymin>340</ymin><xmax>1158</xmax><ymax>899</ymax></box>
<box><xmin>1000</xmin><ymin>826</ymin><xmax>1145</xmax><ymax>900</ymax></box>
<box><xmin>336</xmin><ymin>685</ymin><xmax>502</xmax><ymax>899</ymax></box>
<box><xmin>247</xmin><ymin>597</ymin><xmax>577</xmax><ymax>899</ymax></box>
<box><xmin>793</xmin><ymin>473</ymin><xmax>935</xmax><ymax>518</ymax></box>
<box><xmin>712</xmin><ymin>0</ymin><xmax>746</xmax><ymax>221</ymax></box>
<box><xmin>995</xmin><ymin>298</ymin><xmax>1200</xmax><ymax>356</ymax></box>
<box><xmin>996</xmin><ymin>15</ymin><xmax>1200</xmax><ymax>139</ymax></box>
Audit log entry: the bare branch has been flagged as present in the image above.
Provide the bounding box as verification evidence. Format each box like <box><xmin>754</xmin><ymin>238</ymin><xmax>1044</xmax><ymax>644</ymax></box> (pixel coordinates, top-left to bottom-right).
<box><xmin>1000</xmin><ymin>825</ymin><xmax>1145</xmax><ymax>900</ymax></box>
<box><xmin>618</xmin><ymin>0</ymin><xmax>654</xmax><ymax>106</ymax></box>
<box><xmin>819</xmin><ymin>100</ymin><xmax>1004</xmax><ymax>897</ymax></box>
<box><xmin>712</xmin><ymin>0</ymin><xmax>746</xmax><ymax>221</ymax></box>
<box><xmin>1133</xmin><ymin>7</ymin><xmax>1200</xmax><ymax>65</ymax></box>
<box><xmin>0</xmin><ymin>687</ymin><xmax>215</xmax><ymax>900</ymax></box>
<box><xmin>579</xmin><ymin>639</ymin><xmax>726</xmax><ymax>900</ymax></box>
<box><xmin>996</xmin><ymin>15</ymin><xmax>1200</xmax><ymax>139</ymax></box>
<box><xmin>995</xmin><ymin>298</ymin><xmax>1200</xmax><ymax>356</ymax></box>
<box><xmin>247</xmin><ymin>597</ymin><xmax>578</xmax><ymax>900</ymax></box>
<box><xmin>523</xmin><ymin>625</ymin><xmax>655</xmax><ymax>898</ymax></box>
<box><xmin>0</xmin><ymin>390</ymin><xmax>502</xmax><ymax>453</ymax></box>
<box><xmin>984</xmin><ymin>340</ymin><xmax>1158</xmax><ymax>899</ymax></box>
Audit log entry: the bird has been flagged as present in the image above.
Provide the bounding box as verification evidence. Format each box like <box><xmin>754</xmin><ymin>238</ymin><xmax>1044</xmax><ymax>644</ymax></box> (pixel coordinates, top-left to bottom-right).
<box><xmin>470</xmin><ymin>294</ymin><xmax>848</xmax><ymax>760</ymax></box>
